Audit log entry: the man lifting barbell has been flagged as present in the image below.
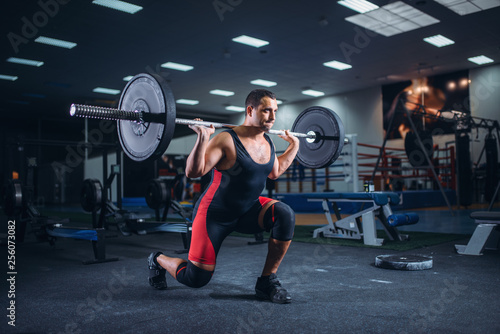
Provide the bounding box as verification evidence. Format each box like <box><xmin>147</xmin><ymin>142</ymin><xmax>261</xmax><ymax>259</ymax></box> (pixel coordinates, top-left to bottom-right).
<box><xmin>148</xmin><ymin>89</ymin><xmax>299</xmax><ymax>303</ymax></box>
<box><xmin>69</xmin><ymin>73</ymin><xmax>347</xmax><ymax>302</ymax></box>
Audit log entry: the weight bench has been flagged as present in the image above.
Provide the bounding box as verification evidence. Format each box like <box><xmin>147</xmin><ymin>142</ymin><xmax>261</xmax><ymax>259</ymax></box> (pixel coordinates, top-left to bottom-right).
<box><xmin>455</xmin><ymin>211</ymin><xmax>500</xmax><ymax>255</ymax></box>
<box><xmin>303</xmin><ymin>192</ymin><xmax>418</xmax><ymax>246</ymax></box>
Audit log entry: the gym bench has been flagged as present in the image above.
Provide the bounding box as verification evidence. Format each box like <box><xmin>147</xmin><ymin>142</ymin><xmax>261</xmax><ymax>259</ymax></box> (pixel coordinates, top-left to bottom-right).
<box><xmin>302</xmin><ymin>192</ymin><xmax>418</xmax><ymax>246</ymax></box>
<box><xmin>455</xmin><ymin>211</ymin><xmax>500</xmax><ymax>255</ymax></box>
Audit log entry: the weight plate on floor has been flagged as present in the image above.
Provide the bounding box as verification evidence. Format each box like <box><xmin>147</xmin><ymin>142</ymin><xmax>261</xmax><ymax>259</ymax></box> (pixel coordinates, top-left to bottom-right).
<box><xmin>404</xmin><ymin>131</ymin><xmax>433</xmax><ymax>167</ymax></box>
<box><xmin>81</xmin><ymin>179</ymin><xmax>103</xmax><ymax>212</ymax></box>
<box><xmin>375</xmin><ymin>254</ymin><xmax>433</xmax><ymax>271</ymax></box>
<box><xmin>117</xmin><ymin>73</ymin><xmax>176</xmax><ymax>162</ymax></box>
<box><xmin>291</xmin><ymin>106</ymin><xmax>345</xmax><ymax>169</ymax></box>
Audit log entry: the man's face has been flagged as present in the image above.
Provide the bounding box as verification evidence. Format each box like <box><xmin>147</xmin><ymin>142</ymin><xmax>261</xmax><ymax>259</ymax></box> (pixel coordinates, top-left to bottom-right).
<box><xmin>253</xmin><ymin>96</ymin><xmax>278</xmax><ymax>131</ymax></box>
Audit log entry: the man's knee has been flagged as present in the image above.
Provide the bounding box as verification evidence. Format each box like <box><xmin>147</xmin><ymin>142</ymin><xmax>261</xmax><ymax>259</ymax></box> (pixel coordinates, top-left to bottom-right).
<box><xmin>176</xmin><ymin>261</ymin><xmax>213</xmax><ymax>288</ymax></box>
<box><xmin>263</xmin><ymin>202</ymin><xmax>295</xmax><ymax>241</ymax></box>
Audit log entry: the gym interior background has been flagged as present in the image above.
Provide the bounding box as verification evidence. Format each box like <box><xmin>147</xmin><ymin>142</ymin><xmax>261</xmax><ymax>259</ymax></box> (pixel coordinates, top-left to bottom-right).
<box><xmin>1</xmin><ymin>1</ymin><xmax>499</xmax><ymax>333</ymax></box>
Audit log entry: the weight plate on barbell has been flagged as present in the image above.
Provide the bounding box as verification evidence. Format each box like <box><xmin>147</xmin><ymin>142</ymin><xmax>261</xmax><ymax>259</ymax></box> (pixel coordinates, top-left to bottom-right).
<box><xmin>291</xmin><ymin>106</ymin><xmax>345</xmax><ymax>169</ymax></box>
<box><xmin>117</xmin><ymin>73</ymin><xmax>176</xmax><ymax>162</ymax></box>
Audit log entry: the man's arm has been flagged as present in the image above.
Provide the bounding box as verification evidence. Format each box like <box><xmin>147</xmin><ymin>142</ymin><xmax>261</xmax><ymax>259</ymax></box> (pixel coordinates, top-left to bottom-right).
<box><xmin>185</xmin><ymin>124</ymin><xmax>225</xmax><ymax>178</ymax></box>
<box><xmin>268</xmin><ymin>130</ymin><xmax>300</xmax><ymax>180</ymax></box>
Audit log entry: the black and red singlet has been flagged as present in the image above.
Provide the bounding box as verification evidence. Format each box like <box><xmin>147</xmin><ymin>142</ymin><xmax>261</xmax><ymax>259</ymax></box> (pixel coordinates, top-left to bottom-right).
<box><xmin>189</xmin><ymin>129</ymin><xmax>275</xmax><ymax>265</ymax></box>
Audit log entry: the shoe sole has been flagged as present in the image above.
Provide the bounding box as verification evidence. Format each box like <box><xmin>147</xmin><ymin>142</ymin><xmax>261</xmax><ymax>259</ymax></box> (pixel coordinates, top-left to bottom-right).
<box><xmin>255</xmin><ymin>289</ymin><xmax>291</xmax><ymax>304</ymax></box>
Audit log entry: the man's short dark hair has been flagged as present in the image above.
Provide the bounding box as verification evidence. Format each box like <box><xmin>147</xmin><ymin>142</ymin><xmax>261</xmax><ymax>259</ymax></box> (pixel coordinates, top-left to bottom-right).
<box><xmin>245</xmin><ymin>89</ymin><xmax>276</xmax><ymax>109</ymax></box>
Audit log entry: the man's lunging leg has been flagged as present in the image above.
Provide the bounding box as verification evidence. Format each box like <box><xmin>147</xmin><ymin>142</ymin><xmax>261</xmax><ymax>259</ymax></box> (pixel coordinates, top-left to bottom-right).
<box><xmin>255</xmin><ymin>201</ymin><xmax>295</xmax><ymax>304</ymax></box>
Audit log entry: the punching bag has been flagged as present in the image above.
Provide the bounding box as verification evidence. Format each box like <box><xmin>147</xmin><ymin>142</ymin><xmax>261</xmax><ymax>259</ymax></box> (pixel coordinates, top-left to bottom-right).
<box><xmin>456</xmin><ymin>133</ymin><xmax>473</xmax><ymax>206</ymax></box>
<box><xmin>484</xmin><ymin>134</ymin><xmax>498</xmax><ymax>202</ymax></box>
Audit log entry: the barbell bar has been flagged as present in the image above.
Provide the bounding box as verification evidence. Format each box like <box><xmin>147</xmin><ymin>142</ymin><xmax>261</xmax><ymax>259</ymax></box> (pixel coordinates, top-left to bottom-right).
<box><xmin>69</xmin><ymin>73</ymin><xmax>346</xmax><ymax>168</ymax></box>
<box><xmin>69</xmin><ymin>104</ymin><xmax>345</xmax><ymax>143</ymax></box>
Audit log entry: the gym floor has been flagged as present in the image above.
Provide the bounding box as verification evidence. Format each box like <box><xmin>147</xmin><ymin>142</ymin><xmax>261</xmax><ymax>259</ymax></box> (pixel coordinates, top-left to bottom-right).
<box><xmin>1</xmin><ymin>207</ymin><xmax>499</xmax><ymax>334</ymax></box>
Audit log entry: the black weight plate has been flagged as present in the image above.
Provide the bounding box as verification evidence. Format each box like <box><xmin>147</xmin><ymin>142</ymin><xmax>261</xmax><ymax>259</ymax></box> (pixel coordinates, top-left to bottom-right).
<box><xmin>117</xmin><ymin>73</ymin><xmax>176</xmax><ymax>162</ymax></box>
<box><xmin>404</xmin><ymin>131</ymin><xmax>433</xmax><ymax>167</ymax></box>
<box><xmin>4</xmin><ymin>180</ymin><xmax>23</xmax><ymax>216</ymax></box>
<box><xmin>375</xmin><ymin>254</ymin><xmax>433</xmax><ymax>271</ymax></box>
<box><xmin>145</xmin><ymin>179</ymin><xmax>171</xmax><ymax>210</ymax></box>
<box><xmin>80</xmin><ymin>179</ymin><xmax>102</xmax><ymax>212</ymax></box>
<box><xmin>291</xmin><ymin>106</ymin><xmax>345</xmax><ymax>169</ymax></box>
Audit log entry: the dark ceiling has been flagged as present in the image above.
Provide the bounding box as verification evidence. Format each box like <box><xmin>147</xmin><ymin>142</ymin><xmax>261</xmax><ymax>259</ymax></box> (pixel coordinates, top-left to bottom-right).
<box><xmin>1</xmin><ymin>0</ymin><xmax>499</xmax><ymax>126</ymax></box>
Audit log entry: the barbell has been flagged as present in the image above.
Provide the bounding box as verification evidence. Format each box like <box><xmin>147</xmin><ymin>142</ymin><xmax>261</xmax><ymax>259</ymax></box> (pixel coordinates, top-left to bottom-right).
<box><xmin>69</xmin><ymin>73</ymin><xmax>346</xmax><ymax>169</ymax></box>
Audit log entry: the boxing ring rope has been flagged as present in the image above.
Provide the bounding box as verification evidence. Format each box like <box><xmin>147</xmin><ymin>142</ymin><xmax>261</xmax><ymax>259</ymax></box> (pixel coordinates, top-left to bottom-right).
<box><xmin>273</xmin><ymin>134</ymin><xmax>456</xmax><ymax>195</ymax></box>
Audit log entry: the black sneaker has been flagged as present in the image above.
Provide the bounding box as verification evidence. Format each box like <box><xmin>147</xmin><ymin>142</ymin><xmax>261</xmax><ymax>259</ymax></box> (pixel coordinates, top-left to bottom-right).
<box><xmin>255</xmin><ymin>273</ymin><xmax>291</xmax><ymax>304</ymax></box>
<box><xmin>148</xmin><ymin>252</ymin><xmax>167</xmax><ymax>290</ymax></box>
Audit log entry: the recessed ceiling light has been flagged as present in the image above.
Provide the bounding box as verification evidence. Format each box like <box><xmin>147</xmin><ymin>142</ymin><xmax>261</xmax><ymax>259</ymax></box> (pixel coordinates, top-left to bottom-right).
<box><xmin>34</xmin><ymin>36</ymin><xmax>77</xmax><ymax>49</ymax></box>
<box><xmin>433</xmin><ymin>0</ymin><xmax>500</xmax><ymax>16</ymax></box>
<box><xmin>250</xmin><ymin>79</ymin><xmax>277</xmax><ymax>87</ymax></box>
<box><xmin>0</xmin><ymin>74</ymin><xmax>18</xmax><ymax>81</ymax></box>
<box><xmin>338</xmin><ymin>0</ymin><xmax>379</xmax><ymax>13</ymax></box>
<box><xmin>276</xmin><ymin>100</ymin><xmax>283</xmax><ymax>105</ymax></box>
<box><xmin>177</xmin><ymin>99</ymin><xmax>199</xmax><ymax>105</ymax></box>
<box><xmin>302</xmin><ymin>89</ymin><xmax>325</xmax><ymax>97</ymax></box>
<box><xmin>7</xmin><ymin>57</ymin><xmax>44</xmax><ymax>67</ymax></box>
<box><xmin>345</xmin><ymin>1</ymin><xmax>439</xmax><ymax>37</ymax></box>
<box><xmin>161</xmin><ymin>62</ymin><xmax>194</xmax><ymax>71</ymax></box>
<box><xmin>123</xmin><ymin>76</ymin><xmax>134</xmax><ymax>81</ymax></box>
<box><xmin>423</xmin><ymin>34</ymin><xmax>455</xmax><ymax>47</ymax></box>
<box><xmin>226</xmin><ymin>106</ymin><xmax>246</xmax><ymax>112</ymax></box>
<box><xmin>323</xmin><ymin>60</ymin><xmax>352</xmax><ymax>70</ymax></box>
<box><xmin>468</xmin><ymin>55</ymin><xmax>494</xmax><ymax>65</ymax></box>
<box><xmin>92</xmin><ymin>0</ymin><xmax>143</xmax><ymax>14</ymax></box>
<box><xmin>93</xmin><ymin>87</ymin><xmax>121</xmax><ymax>95</ymax></box>
<box><xmin>232</xmin><ymin>35</ymin><xmax>269</xmax><ymax>48</ymax></box>
<box><xmin>210</xmin><ymin>89</ymin><xmax>234</xmax><ymax>96</ymax></box>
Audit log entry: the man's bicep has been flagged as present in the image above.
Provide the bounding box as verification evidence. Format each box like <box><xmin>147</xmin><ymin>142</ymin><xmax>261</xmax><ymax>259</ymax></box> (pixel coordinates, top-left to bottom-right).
<box><xmin>268</xmin><ymin>155</ymin><xmax>280</xmax><ymax>180</ymax></box>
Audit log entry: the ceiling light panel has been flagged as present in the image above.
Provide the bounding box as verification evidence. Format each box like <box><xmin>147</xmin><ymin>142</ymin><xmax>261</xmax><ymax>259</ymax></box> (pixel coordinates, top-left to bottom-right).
<box><xmin>93</xmin><ymin>87</ymin><xmax>121</xmax><ymax>95</ymax></box>
<box><xmin>250</xmin><ymin>79</ymin><xmax>277</xmax><ymax>87</ymax></box>
<box><xmin>424</xmin><ymin>34</ymin><xmax>455</xmax><ymax>47</ymax></box>
<box><xmin>433</xmin><ymin>0</ymin><xmax>500</xmax><ymax>15</ymax></box>
<box><xmin>34</xmin><ymin>36</ymin><xmax>77</xmax><ymax>49</ymax></box>
<box><xmin>161</xmin><ymin>62</ymin><xmax>193</xmax><ymax>71</ymax></box>
<box><xmin>210</xmin><ymin>89</ymin><xmax>234</xmax><ymax>96</ymax></box>
<box><xmin>92</xmin><ymin>0</ymin><xmax>143</xmax><ymax>14</ymax></box>
<box><xmin>232</xmin><ymin>35</ymin><xmax>269</xmax><ymax>48</ymax></box>
<box><xmin>338</xmin><ymin>0</ymin><xmax>379</xmax><ymax>13</ymax></box>
<box><xmin>323</xmin><ymin>60</ymin><xmax>352</xmax><ymax>70</ymax></box>
<box><xmin>176</xmin><ymin>99</ymin><xmax>199</xmax><ymax>105</ymax></box>
<box><xmin>226</xmin><ymin>106</ymin><xmax>246</xmax><ymax>112</ymax></box>
<box><xmin>345</xmin><ymin>1</ymin><xmax>439</xmax><ymax>37</ymax></box>
<box><xmin>0</xmin><ymin>74</ymin><xmax>18</xmax><ymax>81</ymax></box>
<box><xmin>468</xmin><ymin>55</ymin><xmax>494</xmax><ymax>65</ymax></box>
<box><xmin>7</xmin><ymin>57</ymin><xmax>44</xmax><ymax>67</ymax></box>
<box><xmin>302</xmin><ymin>89</ymin><xmax>325</xmax><ymax>97</ymax></box>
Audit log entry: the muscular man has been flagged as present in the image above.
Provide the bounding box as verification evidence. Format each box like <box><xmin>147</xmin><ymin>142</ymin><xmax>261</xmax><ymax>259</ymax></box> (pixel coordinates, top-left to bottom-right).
<box><xmin>148</xmin><ymin>89</ymin><xmax>299</xmax><ymax>303</ymax></box>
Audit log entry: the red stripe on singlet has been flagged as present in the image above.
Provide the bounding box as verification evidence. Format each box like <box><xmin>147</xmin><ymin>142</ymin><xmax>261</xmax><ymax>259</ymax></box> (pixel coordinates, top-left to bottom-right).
<box><xmin>187</xmin><ymin>170</ymin><xmax>222</xmax><ymax>265</ymax></box>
